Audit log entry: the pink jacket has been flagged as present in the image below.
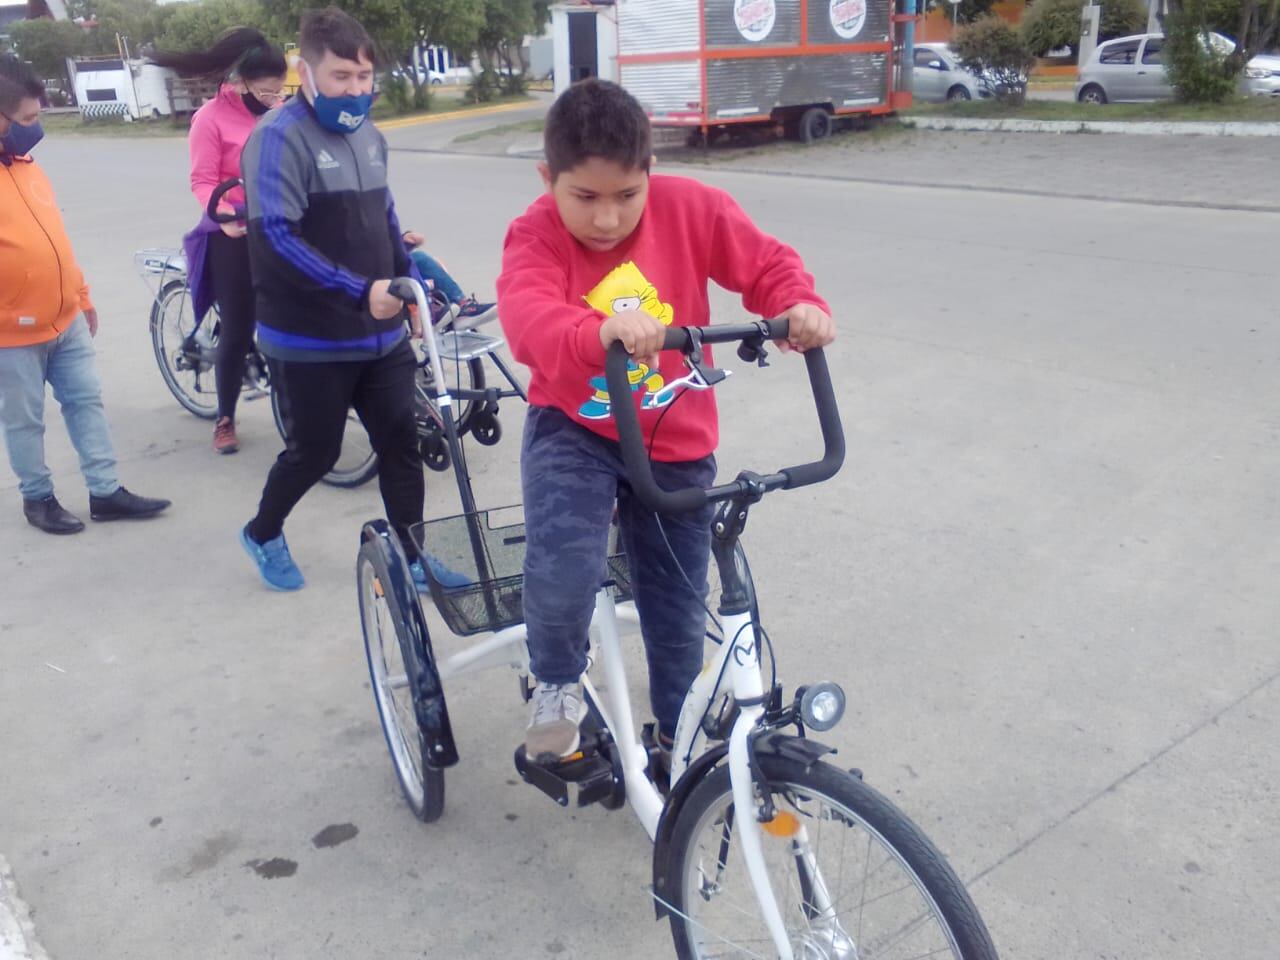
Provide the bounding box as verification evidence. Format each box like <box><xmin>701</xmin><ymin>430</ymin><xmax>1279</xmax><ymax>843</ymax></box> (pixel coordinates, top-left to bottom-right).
<box><xmin>188</xmin><ymin>84</ymin><xmax>259</xmax><ymax>213</ymax></box>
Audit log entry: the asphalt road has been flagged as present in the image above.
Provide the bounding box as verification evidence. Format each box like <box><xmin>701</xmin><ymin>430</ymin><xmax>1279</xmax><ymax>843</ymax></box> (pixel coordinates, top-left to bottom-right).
<box><xmin>1</xmin><ymin>118</ymin><xmax>1277</xmax><ymax>960</ymax></box>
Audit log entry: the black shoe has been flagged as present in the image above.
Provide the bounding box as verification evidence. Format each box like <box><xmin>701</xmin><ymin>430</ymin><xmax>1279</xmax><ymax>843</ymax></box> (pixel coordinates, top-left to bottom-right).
<box><xmin>89</xmin><ymin>487</ymin><xmax>171</xmax><ymax>522</ymax></box>
<box><xmin>23</xmin><ymin>495</ymin><xmax>85</xmax><ymax>535</ymax></box>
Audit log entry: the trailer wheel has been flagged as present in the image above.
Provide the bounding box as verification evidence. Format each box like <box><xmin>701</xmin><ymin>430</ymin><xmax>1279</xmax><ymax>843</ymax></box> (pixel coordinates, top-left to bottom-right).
<box><xmin>799</xmin><ymin>107</ymin><xmax>833</xmax><ymax>144</ymax></box>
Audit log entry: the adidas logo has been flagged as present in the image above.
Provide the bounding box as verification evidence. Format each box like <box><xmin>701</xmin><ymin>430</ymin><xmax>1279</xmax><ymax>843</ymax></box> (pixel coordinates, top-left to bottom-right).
<box><xmin>317</xmin><ymin>149</ymin><xmax>340</xmax><ymax>169</ymax></box>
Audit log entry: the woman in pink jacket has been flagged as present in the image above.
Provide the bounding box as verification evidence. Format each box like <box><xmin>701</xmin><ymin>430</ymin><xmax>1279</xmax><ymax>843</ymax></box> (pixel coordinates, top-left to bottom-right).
<box><xmin>151</xmin><ymin>29</ymin><xmax>286</xmax><ymax>454</ymax></box>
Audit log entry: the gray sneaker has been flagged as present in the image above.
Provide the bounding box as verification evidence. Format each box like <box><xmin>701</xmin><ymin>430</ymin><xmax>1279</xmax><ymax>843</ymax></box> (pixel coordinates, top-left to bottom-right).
<box><xmin>525</xmin><ymin>682</ymin><xmax>586</xmax><ymax>763</ymax></box>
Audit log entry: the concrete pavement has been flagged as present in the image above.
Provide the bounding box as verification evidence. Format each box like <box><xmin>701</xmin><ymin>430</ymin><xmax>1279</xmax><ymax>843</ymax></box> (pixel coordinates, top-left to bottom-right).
<box><xmin>1</xmin><ymin>126</ymin><xmax>1278</xmax><ymax>960</ymax></box>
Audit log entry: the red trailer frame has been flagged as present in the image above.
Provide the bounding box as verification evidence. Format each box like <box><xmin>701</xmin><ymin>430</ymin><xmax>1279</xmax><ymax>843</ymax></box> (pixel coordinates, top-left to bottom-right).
<box><xmin>616</xmin><ymin>0</ymin><xmax>914</xmax><ymax>139</ymax></box>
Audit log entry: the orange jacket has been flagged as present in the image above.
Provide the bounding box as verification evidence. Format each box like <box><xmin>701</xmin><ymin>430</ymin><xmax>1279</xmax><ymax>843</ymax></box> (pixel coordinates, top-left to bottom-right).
<box><xmin>1</xmin><ymin>154</ymin><xmax>93</xmax><ymax>348</ymax></box>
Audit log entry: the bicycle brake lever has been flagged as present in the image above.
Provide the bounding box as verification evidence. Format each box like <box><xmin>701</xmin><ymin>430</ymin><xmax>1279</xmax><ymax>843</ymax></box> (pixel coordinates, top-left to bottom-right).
<box><xmin>647</xmin><ymin>360</ymin><xmax>731</xmax><ymax>408</ymax></box>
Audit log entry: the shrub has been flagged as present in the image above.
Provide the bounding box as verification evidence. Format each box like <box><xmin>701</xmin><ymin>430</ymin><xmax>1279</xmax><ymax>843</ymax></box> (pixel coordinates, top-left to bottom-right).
<box><xmin>1165</xmin><ymin>7</ymin><xmax>1238</xmax><ymax>101</ymax></box>
<box><xmin>953</xmin><ymin>16</ymin><xmax>1037</xmax><ymax>104</ymax></box>
<box><xmin>465</xmin><ymin>69</ymin><xmax>500</xmax><ymax>103</ymax></box>
<box><xmin>382</xmin><ymin>72</ymin><xmax>411</xmax><ymax>114</ymax></box>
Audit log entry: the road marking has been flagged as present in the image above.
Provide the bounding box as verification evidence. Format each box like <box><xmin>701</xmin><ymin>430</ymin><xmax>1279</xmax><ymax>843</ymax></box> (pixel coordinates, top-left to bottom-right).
<box><xmin>378</xmin><ymin>100</ymin><xmax>537</xmax><ymax>131</ymax></box>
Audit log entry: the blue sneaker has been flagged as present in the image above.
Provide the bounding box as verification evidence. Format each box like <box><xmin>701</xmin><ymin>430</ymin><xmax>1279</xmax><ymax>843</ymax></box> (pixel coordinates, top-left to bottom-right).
<box><xmin>410</xmin><ymin>553</ymin><xmax>472</xmax><ymax>592</ymax></box>
<box><xmin>452</xmin><ymin>297</ymin><xmax>497</xmax><ymax>328</ymax></box>
<box><xmin>240</xmin><ymin>523</ymin><xmax>305</xmax><ymax>591</ymax></box>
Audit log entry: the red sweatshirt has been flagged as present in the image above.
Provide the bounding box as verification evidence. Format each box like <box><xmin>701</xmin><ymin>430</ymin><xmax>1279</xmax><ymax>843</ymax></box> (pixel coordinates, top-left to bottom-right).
<box><xmin>497</xmin><ymin>175</ymin><xmax>827</xmax><ymax>462</ymax></box>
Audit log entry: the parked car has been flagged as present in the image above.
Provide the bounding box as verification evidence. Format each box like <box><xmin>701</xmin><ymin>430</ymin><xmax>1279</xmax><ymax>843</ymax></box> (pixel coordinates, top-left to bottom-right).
<box><xmin>912</xmin><ymin>43</ymin><xmax>993</xmax><ymax>102</ymax></box>
<box><xmin>1076</xmin><ymin>32</ymin><xmax>1280</xmax><ymax>103</ymax></box>
<box><xmin>390</xmin><ymin>65</ymin><xmax>447</xmax><ymax>86</ymax></box>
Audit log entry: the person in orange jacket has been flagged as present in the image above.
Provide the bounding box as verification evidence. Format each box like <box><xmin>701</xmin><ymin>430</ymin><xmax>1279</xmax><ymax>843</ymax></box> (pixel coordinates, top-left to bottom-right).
<box><xmin>0</xmin><ymin>57</ymin><xmax>170</xmax><ymax>534</ymax></box>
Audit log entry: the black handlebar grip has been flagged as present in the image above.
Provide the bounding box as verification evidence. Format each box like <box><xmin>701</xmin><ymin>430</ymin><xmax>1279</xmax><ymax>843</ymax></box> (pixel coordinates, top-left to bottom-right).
<box><xmin>779</xmin><ymin>349</ymin><xmax>845</xmax><ymax>488</ymax></box>
<box><xmin>206</xmin><ymin>178</ymin><xmax>245</xmax><ymax>224</ymax></box>
<box><xmin>387</xmin><ymin>277</ymin><xmax>420</xmax><ymax>303</ymax></box>
<box><xmin>605</xmin><ymin>340</ymin><xmax>708</xmax><ymax>515</ymax></box>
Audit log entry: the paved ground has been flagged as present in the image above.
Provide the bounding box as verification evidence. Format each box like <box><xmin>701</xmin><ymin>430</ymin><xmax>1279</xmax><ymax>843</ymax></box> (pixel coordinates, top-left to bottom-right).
<box><xmin>1</xmin><ymin>118</ymin><xmax>1278</xmax><ymax>960</ymax></box>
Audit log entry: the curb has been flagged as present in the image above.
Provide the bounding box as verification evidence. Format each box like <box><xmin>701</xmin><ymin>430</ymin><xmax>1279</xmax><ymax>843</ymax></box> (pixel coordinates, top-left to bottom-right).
<box><xmin>377</xmin><ymin>99</ymin><xmax>537</xmax><ymax>132</ymax></box>
<box><xmin>903</xmin><ymin>116</ymin><xmax>1280</xmax><ymax>137</ymax></box>
<box><xmin>0</xmin><ymin>856</ymin><xmax>49</xmax><ymax>960</ymax></box>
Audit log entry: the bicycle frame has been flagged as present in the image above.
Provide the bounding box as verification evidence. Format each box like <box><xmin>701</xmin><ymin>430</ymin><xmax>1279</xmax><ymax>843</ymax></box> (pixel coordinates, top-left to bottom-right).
<box><xmin>428</xmin><ymin>581</ymin><xmax>802</xmax><ymax>958</ymax></box>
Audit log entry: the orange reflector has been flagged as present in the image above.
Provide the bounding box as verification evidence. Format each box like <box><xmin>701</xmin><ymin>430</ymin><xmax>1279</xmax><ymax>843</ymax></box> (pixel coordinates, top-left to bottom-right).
<box><xmin>561</xmin><ymin>751</ymin><xmax>585</xmax><ymax>763</ymax></box>
<box><xmin>761</xmin><ymin>811</ymin><xmax>800</xmax><ymax>837</ymax></box>
<box><xmin>373</xmin><ymin>578</ymin><xmax>384</xmax><ymax>598</ymax></box>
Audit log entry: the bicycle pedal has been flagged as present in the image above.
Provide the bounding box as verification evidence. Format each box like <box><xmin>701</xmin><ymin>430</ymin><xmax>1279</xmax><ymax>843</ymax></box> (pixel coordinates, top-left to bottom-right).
<box><xmin>514</xmin><ymin>743</ymin><xmax>621</xmax><ymax>809</ymax></box>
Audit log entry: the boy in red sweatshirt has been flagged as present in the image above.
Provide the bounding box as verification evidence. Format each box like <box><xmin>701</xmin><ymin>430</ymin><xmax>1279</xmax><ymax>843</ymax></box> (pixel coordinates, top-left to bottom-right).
<box><xmin>497</xmin><ymin>80</ymin><xmax>834</xmax><ymax>763</ymax></box>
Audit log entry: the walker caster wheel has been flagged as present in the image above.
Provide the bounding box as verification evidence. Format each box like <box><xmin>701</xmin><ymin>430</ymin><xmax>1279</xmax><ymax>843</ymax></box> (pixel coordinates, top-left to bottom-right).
<box><xmin>471</xmin><ymin>411</ymin><xmax>502</xmax><ymax>446</ymax></box>
<box><xmin>420</xmin><ymin>434</ymin><xmax>450</xmax><ymax>472</ymax></box>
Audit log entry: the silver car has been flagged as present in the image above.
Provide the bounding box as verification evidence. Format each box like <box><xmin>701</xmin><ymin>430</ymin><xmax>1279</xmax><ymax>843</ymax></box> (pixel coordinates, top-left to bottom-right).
<box><xmin>1076</xmin><ymin>32</ymin><xmax>1280</xmax><ymax>103</ymax></box>
<box><xmin>912</xmin><ymin>43</ymin><xmax>993</xmax><ymax>102</ymax></box>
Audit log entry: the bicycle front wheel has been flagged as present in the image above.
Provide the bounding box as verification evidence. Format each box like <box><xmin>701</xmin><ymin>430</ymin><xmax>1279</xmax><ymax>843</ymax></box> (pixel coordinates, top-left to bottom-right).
<box><xmin>270</xmin><ymin>389</ymin><xmax>379</xmax><ymax>488</ymax></box>
<box><xmin>667</xmin><ymin>755</ymin><xmax>998</xmax><ymax>960</ymax></box>
<box><xmin>150</xmin><ymin>280</ymin><xmax>219</xmax><ymax>419</ymax></box>
<box><xmin>357</xmin><ymin>537</ymin><xmax>446</xmax><ymax>823</ymax></box>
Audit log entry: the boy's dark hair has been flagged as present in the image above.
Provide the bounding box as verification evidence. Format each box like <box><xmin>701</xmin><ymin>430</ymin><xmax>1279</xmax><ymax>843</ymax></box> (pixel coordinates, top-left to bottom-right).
<box><xmin>150</xmin><ymin>27</ymin><xmax>287</xmax><ymax>83</ymax></box>
<box><xmin>544</xmin><ymin>79</ymin><xmax>652</xmax><ymax>179</ymax></box>
<box><xmin>299</xmin><ymin>6</ymin><xmax>377</xmax><ymax>66</ymax></box>
<box><xmin>0</xmin><ymin>55</ymin><xmax>44</xmax><ymax>114</ymax></box>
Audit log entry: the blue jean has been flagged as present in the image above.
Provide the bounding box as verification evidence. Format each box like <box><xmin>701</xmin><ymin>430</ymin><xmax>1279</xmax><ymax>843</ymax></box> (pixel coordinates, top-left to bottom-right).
<box><xmin>0</xmin><ymin>317</ymin><xmax>119</xmax><ymax>500</ymax></box>
<box><xmin>410</xmin><ymin>250</ymin><xmax>465</xmax><ymax>304</ymax></box>
<box><xmin>521</xmin><ymin>405</ymin><xmax>716</xmax><ymax>739</ymax></box>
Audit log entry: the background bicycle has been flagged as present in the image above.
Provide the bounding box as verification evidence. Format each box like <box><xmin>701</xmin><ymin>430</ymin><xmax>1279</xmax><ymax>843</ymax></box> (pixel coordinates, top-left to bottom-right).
<box><xmin>132</xmin><ymin>246</ymin><xmax>378</xmax><ymax>487</ymax></box>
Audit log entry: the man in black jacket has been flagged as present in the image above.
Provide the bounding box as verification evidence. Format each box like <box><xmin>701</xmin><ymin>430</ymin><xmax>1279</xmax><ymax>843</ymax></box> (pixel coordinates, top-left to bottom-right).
<box><xmin>238</xmin><ymin>6</ymin><xmax>429</xmax><ymax>591</ymax></box>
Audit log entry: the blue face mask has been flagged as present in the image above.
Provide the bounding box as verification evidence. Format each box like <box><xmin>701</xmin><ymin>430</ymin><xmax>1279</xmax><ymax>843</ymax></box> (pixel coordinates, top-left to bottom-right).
<box><xmin>1</xmin><ymin>116</ymin><xmax>44</xmax><ymax>156</ymax></box>
<box><xmin>304</xmin><ymin>68</ymin><xmax>371</xmax><ymax>135</ymax></box>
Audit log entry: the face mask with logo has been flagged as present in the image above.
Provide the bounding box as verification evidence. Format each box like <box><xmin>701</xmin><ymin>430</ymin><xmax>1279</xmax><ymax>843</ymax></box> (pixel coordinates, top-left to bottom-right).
<box><xmin>0</xmin><ymin>115</ymin><xmax>44</xmax><ymax>156</ymax></box>
<box><xmin>303</xmin><ymin>63</ymin><xmax>371</xmax><ymax>134</ymax></box>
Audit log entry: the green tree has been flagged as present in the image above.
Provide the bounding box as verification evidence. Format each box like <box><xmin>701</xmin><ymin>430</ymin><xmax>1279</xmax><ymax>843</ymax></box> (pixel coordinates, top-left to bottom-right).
<box><xmin>78</xmin><ymin>0</ymin><xmax>176</xmax><ymax>55</ymax></box>
<box><xmin>404</xmin><ymin>0</ymin><xmax>485</xmax><ymax>55</ymax></box>
<box><xmin>8</xmin><ymin>19</ymin><xmax>83</xmax><ymax>80</ymax></box>
<box><xmin>1164</xmin><ymin>0</ymin><xmax>1280</xmax><ymax>83</ymax></box>
<box><xmin>472</xmin><ymin>0</ymin><xmax>548</xmax><ymax>96</ymax></box>
<box><xmin>1022</xmin><ymin>0</ymin><xmax>1148</xmax><ymax>58</ymax></box>
<box><xmin>927</xmin><ymin>0</ymin><xmax>998</xmax><ymax>26</ymax></box>
<box><xmin>1098</xmin><ymin>0</ymin><xmax>1148</xmax><ymax>40</ymax></box>
<box><xmin>156</xmin><ymin>0</ymin><xmax>278</xmax><ymax>52</ymax></box>
<box><xmin>1020</xmin><ymin>0</ymin><xmax>1082</xmax><ymax>56</ymax></box>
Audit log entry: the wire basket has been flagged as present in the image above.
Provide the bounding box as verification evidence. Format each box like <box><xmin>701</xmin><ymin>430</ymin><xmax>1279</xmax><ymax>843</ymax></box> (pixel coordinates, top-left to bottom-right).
<box><xmin>410</xmin><ymin>506</ymin><xmax>632</xmax><ymax>637</ymax></box>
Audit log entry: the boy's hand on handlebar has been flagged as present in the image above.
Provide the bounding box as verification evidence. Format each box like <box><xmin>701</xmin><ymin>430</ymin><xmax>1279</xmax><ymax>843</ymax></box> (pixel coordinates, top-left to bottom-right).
<box><xmin>368</xmin><ymin>279</ymin><xmax>405</xmax><ymax>321</ymax></box>
<box><xmin>777</xmin><ymin>303</ymin><xmax>835</xmax><ymax>353</ymax></box>
<box><xmin>600</xmin><ymin>309</ymin><xmax>665</xmax><ymax>371</ymax></box>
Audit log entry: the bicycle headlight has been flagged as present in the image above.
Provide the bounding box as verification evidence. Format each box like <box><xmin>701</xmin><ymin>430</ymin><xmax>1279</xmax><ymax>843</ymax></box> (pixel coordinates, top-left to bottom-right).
<box><xmin>798</xmin><ymin>682</ymin><xmax>846</xmax><ymax>732</ymax></box>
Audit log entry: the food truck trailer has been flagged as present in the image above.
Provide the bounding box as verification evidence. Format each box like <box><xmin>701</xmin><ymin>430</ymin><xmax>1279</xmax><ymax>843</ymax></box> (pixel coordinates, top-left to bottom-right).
<box><xmin>552</xmin><ymin>0</ymin><xmax>914</xmax><ymax>142</ymax></box>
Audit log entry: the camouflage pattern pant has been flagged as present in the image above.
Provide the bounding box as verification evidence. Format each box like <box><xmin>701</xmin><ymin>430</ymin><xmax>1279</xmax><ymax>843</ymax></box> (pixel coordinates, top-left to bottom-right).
<box><xmin>521</xmin><ymin>405</ymin><xmax>715</xmax><ymax>738</ymax></box>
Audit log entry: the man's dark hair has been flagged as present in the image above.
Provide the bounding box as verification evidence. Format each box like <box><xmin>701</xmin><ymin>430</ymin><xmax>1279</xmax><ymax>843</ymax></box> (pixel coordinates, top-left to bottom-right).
<box><xmin>299</xmin><ymin>6</ymin><xmax>377</xmax><ymax>66</ymax></box>
<box><xmin>544</xmin><ymin>79</ymin><xmax>652</xmax><ymax>180</ymax></box>
<box><xmin>0</xmin><ymin>56</ymin><xmax>44</xmax><ymax>114</ymax></box>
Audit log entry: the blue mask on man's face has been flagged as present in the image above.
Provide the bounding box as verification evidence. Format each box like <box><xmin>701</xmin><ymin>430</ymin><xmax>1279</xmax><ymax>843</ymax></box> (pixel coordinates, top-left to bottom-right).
<box><xmin>0</xmin><ymin>115</ymin><xmax>44</xmax><ymax>156</ymax></box>
<box><xmin>304</xmin><ymin>67</ymin><xmax>371</xmax><ymax>135</ymax></box>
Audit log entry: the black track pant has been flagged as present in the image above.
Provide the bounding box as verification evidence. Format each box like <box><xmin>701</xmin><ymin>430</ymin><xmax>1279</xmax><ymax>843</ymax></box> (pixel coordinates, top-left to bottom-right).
<box><xmin>249</xmin><ymin>341</ymin><xmax>423</xmax><ymax>554</ymax></box>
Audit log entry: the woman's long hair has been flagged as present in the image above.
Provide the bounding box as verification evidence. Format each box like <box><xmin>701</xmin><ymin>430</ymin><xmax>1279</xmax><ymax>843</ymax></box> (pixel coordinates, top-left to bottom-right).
<box><xmin>149</xmin><ymin>27</ymin><xmax>286</xmax><ymax>82</ymax></box>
